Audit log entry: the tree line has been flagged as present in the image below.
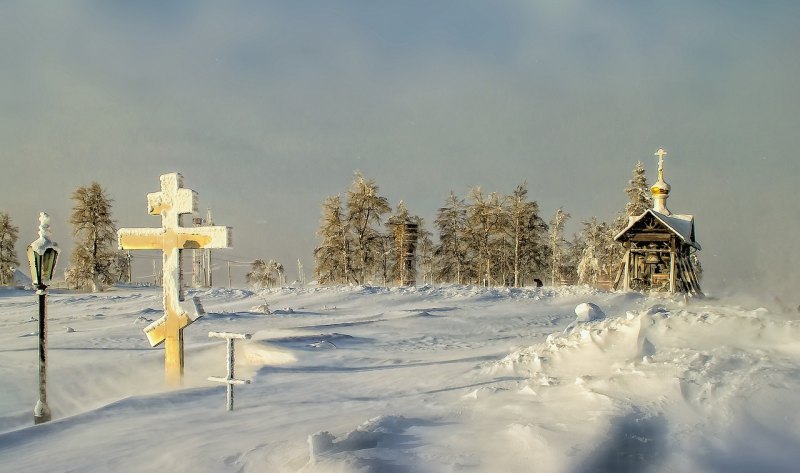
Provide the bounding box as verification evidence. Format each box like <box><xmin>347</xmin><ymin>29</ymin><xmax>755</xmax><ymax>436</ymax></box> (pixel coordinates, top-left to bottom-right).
<box><xmin>313</xmin><ymin>172</ymin><xmax>434</xmax><ymax>286</ymax></box>
<box><xmin>313</xmin><ymin>162</ymin><xmax>673</xmax><ymax>288</ymax></box>
<box><xmin>0</xmin><ymin>183</ymin><xmax>129</xmax><ymax>291</ymax></box>
<box><xmin>0</xmin><ymin>162</ymin><xmax>698</xmax><ymax>291</ymax></box>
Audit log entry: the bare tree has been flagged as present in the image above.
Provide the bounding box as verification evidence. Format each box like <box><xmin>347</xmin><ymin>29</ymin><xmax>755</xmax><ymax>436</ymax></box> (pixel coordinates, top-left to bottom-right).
<box><xmin>0</xmin><ymin>212</ymin><xmax>19</xmax><ymax>286</ymax></box>
<box><xmin>67</xmin><ymin>183</ymin><xmax>117</xmax><ymax>292</ymax></box>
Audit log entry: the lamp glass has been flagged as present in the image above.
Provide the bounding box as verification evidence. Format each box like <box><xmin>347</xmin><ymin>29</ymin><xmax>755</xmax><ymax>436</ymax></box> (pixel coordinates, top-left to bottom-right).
<box><xmin>27</xmin><ymin>247</ymin><xmax>59</xmax><ymax>286</ymax></box>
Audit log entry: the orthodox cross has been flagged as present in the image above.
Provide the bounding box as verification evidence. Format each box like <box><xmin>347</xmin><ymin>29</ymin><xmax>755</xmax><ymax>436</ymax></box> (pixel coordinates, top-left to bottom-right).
<box><xmin>118</xmin><ymin>173</ymin><xmax>232</xmax><ymax>386</ymax></box>
<box><xmin>208</xmin><ymin>331</ymin><xmax>252</xmax><ymax>411</ymax></box>
<box><xmin>655</xmin><ymin>148</ymin><xmax>668</xmax><ymax>180</ymax></box>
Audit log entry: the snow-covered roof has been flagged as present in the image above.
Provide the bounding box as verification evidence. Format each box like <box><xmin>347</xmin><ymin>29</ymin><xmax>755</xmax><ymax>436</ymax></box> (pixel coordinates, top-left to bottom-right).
<box><xmin>614</xmin><ymin>209</ymin><xmax>700</xmax><ymax>250</ymax></box>
<box><xmin>13</xmin><ymin>268</ymin><xmax>31</xmax><ymax>286</ymax></box>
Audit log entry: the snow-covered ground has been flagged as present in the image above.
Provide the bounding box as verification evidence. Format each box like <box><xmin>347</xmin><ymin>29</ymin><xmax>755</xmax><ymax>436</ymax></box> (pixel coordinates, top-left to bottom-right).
<box><xmin>1</xmin><ymin>284</ymin><xmax>799</xmax><ymax>473</ymax></box>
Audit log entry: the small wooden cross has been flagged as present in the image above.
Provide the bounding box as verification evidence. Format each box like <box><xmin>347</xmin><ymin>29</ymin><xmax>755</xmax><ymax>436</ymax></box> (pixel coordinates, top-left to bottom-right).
<box><xmin>208</xmin><ymin>331</ymin><xmax>252</xmax><ymax>411</ymax></box>
<box><xmin>118</xmin><ymin>173</ymin><xmax>232</xmax><ymax>386</ymax></box>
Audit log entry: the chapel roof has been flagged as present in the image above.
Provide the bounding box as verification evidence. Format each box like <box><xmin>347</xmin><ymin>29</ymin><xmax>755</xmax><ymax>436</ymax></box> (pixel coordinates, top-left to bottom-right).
<box><xmin>614</xmin><ymin>209</ymin><xmax>701</xmax><ymax>250</ymax></box>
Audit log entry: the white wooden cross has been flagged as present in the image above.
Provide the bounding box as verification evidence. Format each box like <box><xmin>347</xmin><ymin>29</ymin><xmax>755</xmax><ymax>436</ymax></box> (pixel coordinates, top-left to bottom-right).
<box><xmin>655</xmin><ymin>148</ymin><xmax>668</xmax><ymax>177</ymax></box>
<box><xmin>118</xmin><ymin>173</ymin><xmax>232</xmax><ymax>386</ymax></box>
<box><xmin>208</xmin><ymin>331</ymin><xmax>251</xmax><ymax>411</ymax></box>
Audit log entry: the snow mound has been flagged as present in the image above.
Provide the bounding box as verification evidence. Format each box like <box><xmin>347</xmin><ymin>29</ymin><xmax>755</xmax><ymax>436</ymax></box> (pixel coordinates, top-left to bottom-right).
<box><xmin>308</xmin><ymin>415</ymin><xmax>411</xmax><ymax>466</ymax></box>
<box><xmin>241</xmin><ymin>341</ymin><xmax>298</xmax><ymax>366</ymax></box>
<box><xmin>249</xmin><ymin>303</ymin><xmax>270</xmax><ymax>314</ymax></box>
<box><xmin>574</xmin><ymin>302</ymin><xmax>605</xmax><ymax>322</ymax></box>
<box><xmin>487</xmin><ymin>307</ymin><xmax>800</xmax><ymax>471</ymax></box>
<box><xmin>13</xmin><ymin>269</ymin><xmax>31</xmax><ymax>286</ymax></box>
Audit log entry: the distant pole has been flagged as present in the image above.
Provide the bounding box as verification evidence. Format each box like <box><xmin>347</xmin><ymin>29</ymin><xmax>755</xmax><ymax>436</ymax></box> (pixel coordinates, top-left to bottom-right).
<box><xmin>228</xmin><ymin>261</ymin><xmax>232</xmax><ymax>289</ymax></box>
<box><xmin>206</xmin><ymin>249</ymin><xmax>212</xmax><ymax>286</ymax></box>
<box><xmin>206</xmin><ymin>208</ymin><xmax>213</xmax><ymax>287</ymax></box>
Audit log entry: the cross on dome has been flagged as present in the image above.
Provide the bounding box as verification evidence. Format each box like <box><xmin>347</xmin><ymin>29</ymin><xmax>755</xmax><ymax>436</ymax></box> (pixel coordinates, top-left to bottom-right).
<box><xmin>655</xmin><ymin>148</ymin><xmax>667</xmax><ymax>180</ymax></box>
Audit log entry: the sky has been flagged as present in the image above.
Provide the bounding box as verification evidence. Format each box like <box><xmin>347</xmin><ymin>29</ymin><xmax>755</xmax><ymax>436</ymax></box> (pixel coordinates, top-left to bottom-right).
<box><xmin>1</xmin><ymin>1</ymin><xmax>799</xmax><ymax>299</ymax></box>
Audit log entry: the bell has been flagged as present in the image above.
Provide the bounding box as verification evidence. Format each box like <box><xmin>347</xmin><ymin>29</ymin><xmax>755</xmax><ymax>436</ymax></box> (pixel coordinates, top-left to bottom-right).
<box><xmin>645</xmin><ymin>252</ymin><xmax>661</xmax><ymax>265</ymax></box>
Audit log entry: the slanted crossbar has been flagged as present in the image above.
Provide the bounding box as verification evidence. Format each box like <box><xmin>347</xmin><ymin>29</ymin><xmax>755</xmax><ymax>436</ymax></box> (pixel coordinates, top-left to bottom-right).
<box><xmin>208</xmin><ymin>331</ymin><xmax>251</xmax><ymax>411</ymax></box>
<box><xmin>118</xmin><ymin>173</ymin><xmax>232</xmax><ymax>386</ymax></box>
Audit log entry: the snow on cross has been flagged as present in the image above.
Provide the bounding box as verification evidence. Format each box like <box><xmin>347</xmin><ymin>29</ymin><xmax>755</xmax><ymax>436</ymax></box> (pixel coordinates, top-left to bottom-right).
<box><xmin>208</xmin><ymin>331</ymin><xmax>251</xmax><ymax>411</ymax></box>
<box><xmin>118</xmin><ymin>173</ymin><xmax>232</xmax><ymax>386</ymax></box>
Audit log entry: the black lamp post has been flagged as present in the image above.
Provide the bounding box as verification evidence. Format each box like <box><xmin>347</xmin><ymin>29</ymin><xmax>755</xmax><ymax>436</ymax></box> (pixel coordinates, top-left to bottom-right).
<box><xmin>26</xmin><ymin>212</ymin><xmax>59</xmax><ymax>425</ymax></box>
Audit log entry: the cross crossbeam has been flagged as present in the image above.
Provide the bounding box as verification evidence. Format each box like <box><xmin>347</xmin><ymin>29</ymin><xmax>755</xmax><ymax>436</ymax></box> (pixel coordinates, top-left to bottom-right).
<box><xmin>118</xmin><ymin>173</ymin><xmax>232</xmax><ymax>386</ymax></box>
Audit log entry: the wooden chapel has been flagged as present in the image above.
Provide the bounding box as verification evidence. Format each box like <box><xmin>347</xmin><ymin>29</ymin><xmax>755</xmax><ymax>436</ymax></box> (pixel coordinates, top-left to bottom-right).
<box><xmin>613</xmin><ymin>149</ymin><xmax>703</xmax><ymax>295</ymax></box>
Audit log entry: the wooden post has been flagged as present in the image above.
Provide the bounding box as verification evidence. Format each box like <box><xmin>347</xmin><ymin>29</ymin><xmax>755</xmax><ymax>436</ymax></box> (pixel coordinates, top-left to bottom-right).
<box><xmin>208</xmin><ymin>332</ymin><xmax>251</xmax><ymax>411</ymax></box>
<box><xmin>622</xmin><ymin>241</ymin><xmax>631</xmax><ymax>291</ymax></box>
<box><xmin>669</xmin><ymin>237</ymin><xmax>676</xmax><ymax>293</ymax></box>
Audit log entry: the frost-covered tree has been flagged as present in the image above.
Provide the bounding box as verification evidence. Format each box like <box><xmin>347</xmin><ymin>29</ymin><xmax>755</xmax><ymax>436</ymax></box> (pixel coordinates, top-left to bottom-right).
<box><xmin>346</xmin><ymin>172</ymin><xmax>390</xmax><ymax>284</ymax></box>
<box><xmin>0</xmin><ymin>212</ymin><xmax>19</xmax><ymax>286</ymax></box>
<box><xmin>386</xmin><ymin>201</ymin><xmax>420</xmax><ymax>286</ymax></box>
<box><xmin>548</xmin><ymin>208</ymin><xmax>570</xmax><ymax>286</ymax></box>
<box><xmin>690</xmin><ymin>253</ymin><xmax>703</xmax><ymax>282</ymax></box>
<box><xmin>625</xmin><ymin>161</ymin><xmax>652</xmax><ymax>217</ymax></box>
<box><xmin>577</xmin><ymin>218</ymin><xmax>602</xmax><ymax>286</ymax></box>
<box><xmin>606</xmin><ymin>161</ymin><xmax>654</xmax><ymax>280</ymax></box>
<box><xmin>416</xmin><ymin>220</ymin><xmax>434</xmax><ymax>285</ymax></box>
<box><xmin>504</xmin><ymin>182</ymin><xmax>548</xmax><ymax>287</ymax></box>
<box><xmin>110</xmin><ymin>251</ymin><xmax>131</xmax><ymax>284</ymax></box>
<box><xmin>561</xmin><ymin>233</ymin><xmax>584</xmax><ymax>284</ymax></box>
<box><xmin>614</xmin><ymin>161</ymin><xmax>652</xmax><ymax>230</ymax></box>
<box><xmin>314</xmin><ymin>195</ymin><xmax>351</xmax><ymax>284</ymax></box>
<box><xmin>434</xmin><ymin>191</ymin><xmax>469</xmax><ymax>284</ymax></box>
<box><xmin>466</xmin><ymin>187</ymin><xmax>505</xmax><ymax>286</ymax></box>
<box><xmin>67</xmin><ymin>183</ymin><xmax>117</xmax><ymax>292</ymax></box>
<box><xmin>577</xmin><ymin>218</ymin><xmax>616</xmax><ymax>287</ymax></box>
<box><xmin>247</xmin><ymin>259</ymin><xmax>284</xmax><ymax>288</ymax></box>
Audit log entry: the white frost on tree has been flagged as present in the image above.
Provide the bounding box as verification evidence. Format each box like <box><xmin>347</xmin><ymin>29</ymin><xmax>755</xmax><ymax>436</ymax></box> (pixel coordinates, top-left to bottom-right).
<box><xmin>314</xmin><ymin>195</ymin><xmax>351</xmax><ymax>284</ymax></box>
<box><xmin>314</xmin><ymin>172</ymin><xmax>391</xmax><ymax>286</ymax></box>
<box><xmin>67</xmin><ymin>182</ymin><xmax>119</xmax><ymax>292</ymax></box>
<box><xmin>548</xmin><ymin>207</ymin><xmax>570</xmax><ymax>286</ymax></box>
<box><xmin>577</xmin><ymin>218</ymin><xmax>617</xmax><ymax>287</ymax></box>
<box><xmin>466</xmin><ymin>187</ymin><xmax>505</xmax><ymax>286</ymax></box>
<box><xmin>0</xmin><ymin>212</ymin><xmax>19</xmax><ymax>286</ymax></box>
<box><xmin>434</xmin><ymin>191</ymin><xmax>469</xmax><ymax>284</ymax></box>
<box><xmin>386</xmin><ymin>201</ymin><xmax>422</xmax><ymax>286</ymax></box>
<box><xmin>415</xmin><ymin>220</ymin><xmax>434</xmax><ymax>286</ymax></box>
<box><xmin>504</xmin><ymin>182</ymin><xmax>547</xmax><ymax>287</ymax></box>
<box><xmin>247</xmin><ymin>259</ymin><xmax>284</xmax><ymax>288</ymax></box>
<box><xmin>614</xmin><ymin>160</ymin><xmax>652</xmax><ymax>231</ymax></box>
<box><xmin>346</xmin><ymin>172</ymin><xmax>390</xmax><ymax>285</ymax></box>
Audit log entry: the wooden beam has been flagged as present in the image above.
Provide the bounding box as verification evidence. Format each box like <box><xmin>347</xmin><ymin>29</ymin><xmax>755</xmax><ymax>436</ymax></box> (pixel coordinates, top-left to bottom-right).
<box><xmin>669</xmin><ymin>237</ymin><xmax>676</xmax><ymax>293</ymax></box>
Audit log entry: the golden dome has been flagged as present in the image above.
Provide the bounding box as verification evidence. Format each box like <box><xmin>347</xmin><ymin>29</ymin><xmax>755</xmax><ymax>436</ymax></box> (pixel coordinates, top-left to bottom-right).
<box><xmin>651</xmin><ymin>179</ymin><xmax>671</xmax><ymax>196</ymax></box>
